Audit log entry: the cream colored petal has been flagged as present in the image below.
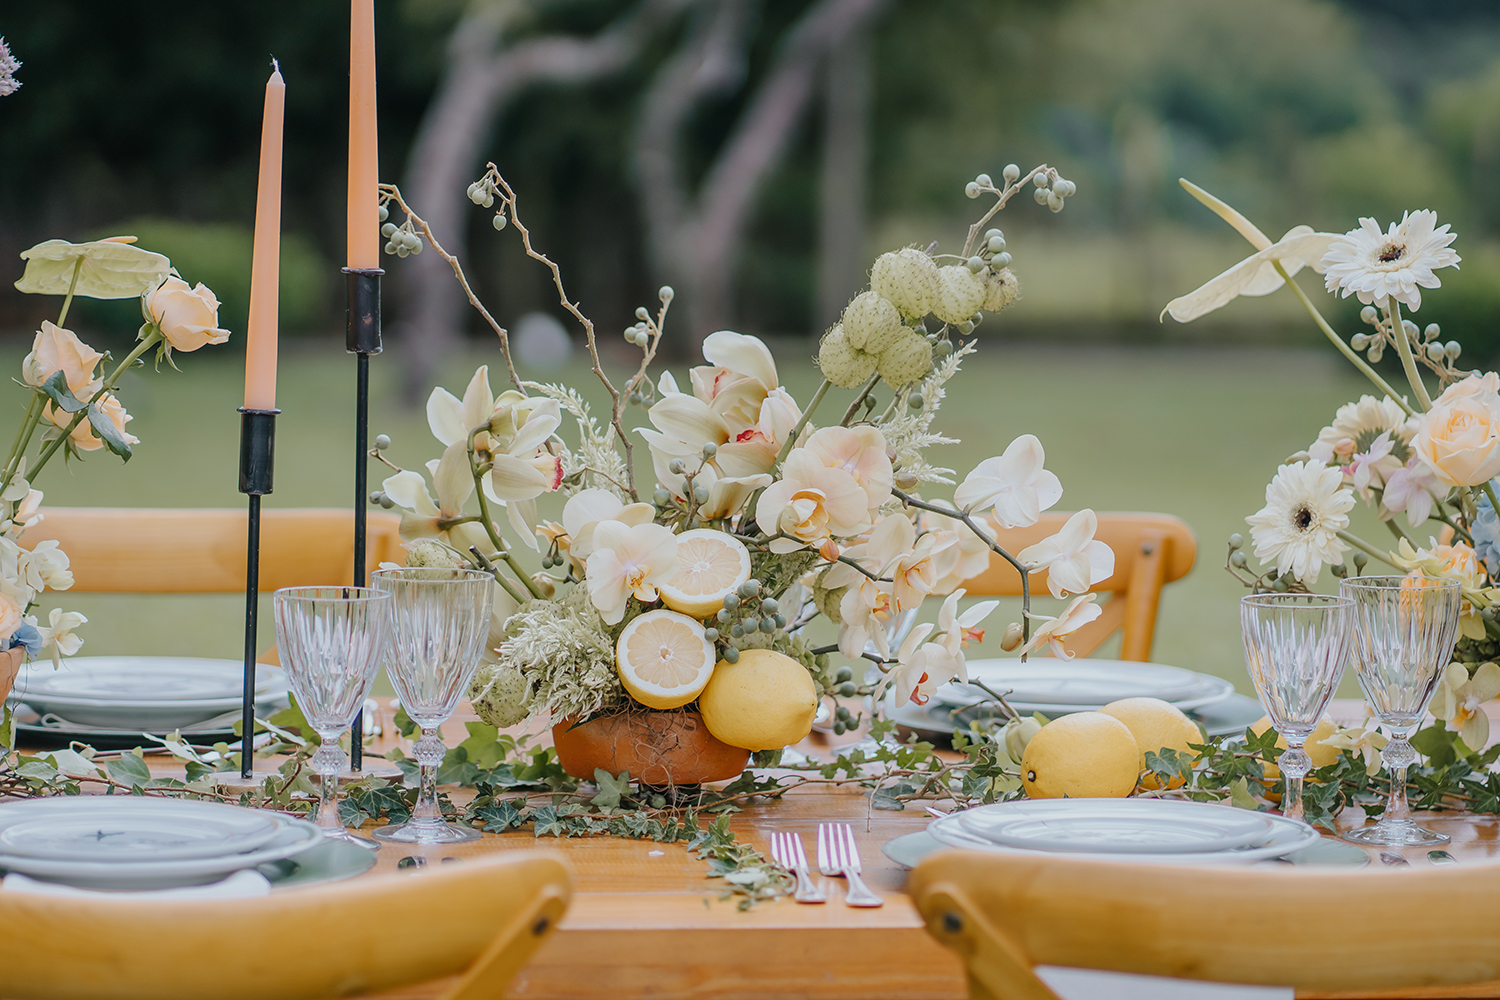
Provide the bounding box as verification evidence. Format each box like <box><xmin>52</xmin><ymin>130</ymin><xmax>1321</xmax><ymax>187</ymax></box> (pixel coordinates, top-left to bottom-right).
<box><xmin>702</xmin><ymin>330</ymin><xmax>777</xmax><ymax>389</ymax></box>
<box><xmin>507</xmin><ymin>399</ymin><xmax>562</xmax><ymax>456</ymax></box>
<box><xmin>618</xmin><ymin>503</ymin><xmax>658</xmax><ymax>527</ymax></box>
<box><xmin>648</xmin><ymin>393</ymin><xmax>730</xmax><ymax>446</ymax></box>
<box><xmin>1163</xmin><ymin>228</ymin><xmax>1338</xmax><ymax>323</ymax></box>
<box><xmin>488</xmin><ymin>454</ymin><xmax>550</xmax><ymax>501</ymax></box>
<box><xmin>1471</xmin><ymin>662</ymin><xmax>1500</xmax><ymax>703</ymax></box>
<box><xmin>426</xmin><ymin>387</ymin><xmax>466</xmax><ymax>447</ymax></box>
<box><xmin>432</xmin><ymin>442</ymin><xmax>475</xmax><ymax>515</ymax></box>
<box><xmin>461</xmin><ymin>366</ymin><xmax>495</xmax><ymax>431</ymax></box>
<box><xmin>506</xmin><ymin>497</ymin><xmax>540</xmax><ymax>551</ymax></box>
<box><xmin>715</xmin><ymin>440</ymin><xmax>778</xmax><ymax>478</ymax></box>
<box><xmin>16</xmin><ymin>239</ymin><xmax>171</xmax><ymax>299</ymax></box>
<box><xmin>563</xmin><ymin>488</ymin><xmax>625</xmax><ymax>537</ymax></box>
<box><xmin>1461</xmin><ymin>710</ymin><xmax>1490</xmax><ymax>755</ymax></box>
<box><xmin>700</xmin><ymin>474</ymin><xmax>772</xmax><ymax>520</ymax></box>
<box><xmin>382</xmin><ymin>470</ymin><xmax>439</xmax><ymax>517</ymax></box>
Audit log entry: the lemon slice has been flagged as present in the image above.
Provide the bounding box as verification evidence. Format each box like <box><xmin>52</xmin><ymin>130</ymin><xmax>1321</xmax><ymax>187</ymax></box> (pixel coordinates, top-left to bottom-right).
<box><xmin>658</xmin><ymin>529</ymin><xmax>753</xmax><ymax>618</ymax></box>
<box><xmin>616</xmin><ymin>609</ymin><xmax>717</xmax><ymax>709</ymax></box>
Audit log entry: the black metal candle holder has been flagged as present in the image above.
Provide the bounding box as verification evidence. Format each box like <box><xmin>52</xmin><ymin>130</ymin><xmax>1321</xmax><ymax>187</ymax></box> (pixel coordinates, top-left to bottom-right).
<box><xmin>238</xmin><ymin>406</ymin><xmax>278</xmax><ymax>779</ymax></box>
<box><xmin>345</xmin><ymin>266</ymin><xmax>382</xmax><ymax>771</ymax></box>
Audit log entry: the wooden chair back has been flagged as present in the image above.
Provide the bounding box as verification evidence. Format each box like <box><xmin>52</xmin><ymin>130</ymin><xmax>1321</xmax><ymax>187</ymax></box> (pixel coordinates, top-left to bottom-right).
<box><xmin>0</xmin><ymin>851</ymin><xmax>572</xmax><ymax>1000</ymax></box>
<box><xmin>20</xmin><ymin>507</ymin><xmax>405</xmax><ymax>592</ymax></box>
<box><xmin>909</xmin><ymin>849</ymin><xmax>1500</xmax><ymax>999</ymax></box>
<box><xmin>959</xmin><ymin>512</ymin><xmax>1195</xmax><ymax>660</ymax></box>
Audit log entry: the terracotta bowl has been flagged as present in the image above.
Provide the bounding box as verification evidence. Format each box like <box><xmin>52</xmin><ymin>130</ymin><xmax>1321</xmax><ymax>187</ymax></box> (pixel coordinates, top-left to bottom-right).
<box><xmin>552</xmin><ymin>710</ymin><xmax>749</xmax><ymax>786</ymax></box>
<box><xmin>0</xmin><ymin>645</ymin><xmax>21</xmax><ymax>706</ymax></box>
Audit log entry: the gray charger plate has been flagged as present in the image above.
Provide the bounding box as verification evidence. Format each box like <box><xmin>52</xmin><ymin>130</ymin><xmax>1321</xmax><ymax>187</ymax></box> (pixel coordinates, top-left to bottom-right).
<box><xmin>887</xmin><ymin>692</ymin><xmax>1265</xmax><ymax>744</ymax></box>
<box><xmin>882</xmin><ymin>829</ymin><xmax>1368</xmax><ymax>869</ymax></box>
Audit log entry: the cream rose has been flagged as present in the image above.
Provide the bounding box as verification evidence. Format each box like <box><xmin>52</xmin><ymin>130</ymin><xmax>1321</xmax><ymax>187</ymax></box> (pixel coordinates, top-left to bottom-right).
<box><xmin>1412</xmin><ymin>373</ymin><xmax>1500</xmax><ymax>488</ymax></box>
<box><xmin>46</xmin><ymin>394</ymin><xmax>138</xmax><ymax>453</ymax></box>
<box><xmin>0</xmin><ymin>591</ymin><xmax>23</xmax><ymax>646</ymax></box>
<box><xmin>145</xmin><ymin>275</ymin><xmax>230</xmax><ymax>352</ymax></box>
<box><xmin>23</xmin><ymin>321</ymin><xmax>103</xmax><ymax>399</ymax></box>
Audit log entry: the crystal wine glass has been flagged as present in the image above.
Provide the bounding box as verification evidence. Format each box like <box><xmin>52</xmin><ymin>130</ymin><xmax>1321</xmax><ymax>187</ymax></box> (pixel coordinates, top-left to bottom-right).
<box><xmin>1340</xmin><ymin>575</ymin><xmax>1462</xmax><ymax>847</ymax></box>
<box><xmin>273</xmin><ymin>585</ymin><xmax>391</xmax><ymax>849</ymax></box>
<box><xmin>370</xmin><ymin>567</ymin><xmax>493</xmax><ymax>845</ymax></box>
<box><xmin>1239</xmin><ymin>592</ymin><xmax>1353</xmax><ymax>824</ymax></box>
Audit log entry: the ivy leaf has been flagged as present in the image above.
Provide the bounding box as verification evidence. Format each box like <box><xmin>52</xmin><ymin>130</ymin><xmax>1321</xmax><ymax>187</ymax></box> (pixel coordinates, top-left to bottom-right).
<box><xmin>1412</xmin><ymin>723</ymin><xmax>1458</xmax><ymax>769</ymax></box>
<box><xmin>1227</xmin><ymin>777</ymin><xmax>1260</xmax><ymax>811</ymax></box>
<box><xmin>106</xmin><ymin>752</ymin><xmax>152</xmax><ymax>789</ymax></box>
<box><xmin>39</xmin><ymin>371</ymin><xmax>88</xmax><ymax>413</ymax></box>
<box><xmin>872</xmin><ymin>780</ymin><xmax>915</xmax><ymax>811</ymax></box>
<box><xmin>392</xmin><ymin>704</ymin><xmax>418</xmax><ymax>738</ymax></box>
<box><xmin>471</xmin><ymin>798</ymin><xmax>525</xmax><ymax>832</ymax></box>
<box><xmin>16</xmin><ymin>758</ymin><xmax>58</xmax><ymax>781</ymax></box>
<box><xmin>460</xmin><ymin>721</ymin><xmax>507</xmax><ymax>769</ymax></box>
<box><xmin>86</xmin><ymin>401</ymin><xmax>132</xmax><ymax>461</ymax></box>
<box><xmin>532</xmin><ymin>805</ymin><xmax>566</xmax><ymax>838</ymax></box>
<box><xmin>591</xmin><ymin>768</ymin><xmax>632</xmax><ymax>810</ymax></box>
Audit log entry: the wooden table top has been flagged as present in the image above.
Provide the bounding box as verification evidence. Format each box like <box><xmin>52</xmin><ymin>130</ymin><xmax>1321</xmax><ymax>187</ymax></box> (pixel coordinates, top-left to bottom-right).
<box><xmin>29</xmin><ymin>695</ymin><xmax>1500</xmax><ymax>999</ymax></box>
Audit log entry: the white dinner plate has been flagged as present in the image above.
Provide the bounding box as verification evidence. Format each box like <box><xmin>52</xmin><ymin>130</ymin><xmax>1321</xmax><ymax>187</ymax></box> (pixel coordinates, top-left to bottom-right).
<box><xmin>8</xmin><ymin>657</ymin><xmax>289</xmax><ymax>729</ymax></box>
<box><xmin>0</xmin><ymin>797</ymin><xmax>283</xmax><ymax>863</ymax></box>
<box><xmin>954</xmin><ymin>798</ymin><xmax>1277</xmax><ymax>854</ymax></box>
<box><xmin>0</xmin><ymin>816</ymin><xmax>322</xmax><ymax>889</ymax></box>
<box><xmin>927</xmin><ymin>803</ymin><xmax>1320</xmax><ymax>865</ymax></box>
<box><xmin>933</xmin><ymin>658</ymin><xmax>1207</xmax><ymax>710</ymax></box>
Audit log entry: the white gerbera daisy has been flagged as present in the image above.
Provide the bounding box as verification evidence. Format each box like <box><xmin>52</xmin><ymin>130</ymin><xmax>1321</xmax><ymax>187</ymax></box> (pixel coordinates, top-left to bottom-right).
<box><xmin>1307</xmin><ymin>395</ymin><xmax>1417</xmax><ymax>465</ymax></box>
<box><xmin>1246</xmin><ymin>460</ymin><xmax>1355</xmax><ymax>584</ymax></box>
<box><xmin>1320</xmin><ymin>210</ymin><xmax>1459</xmax><ymax>312</ymax></box>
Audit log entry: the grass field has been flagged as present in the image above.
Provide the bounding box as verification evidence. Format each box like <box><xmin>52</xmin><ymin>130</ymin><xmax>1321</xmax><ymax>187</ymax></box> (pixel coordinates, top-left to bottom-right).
<box><xmin>12</xmin><ymin>336</ymin><xmax>1384</xmax><ymax>696</ymax></box>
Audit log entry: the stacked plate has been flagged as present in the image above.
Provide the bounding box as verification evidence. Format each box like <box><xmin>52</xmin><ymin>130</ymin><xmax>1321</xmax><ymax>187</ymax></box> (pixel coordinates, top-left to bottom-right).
<box><xmin>925</xmin><ymin>799</ymin><xmax>1322</xmax><ymax>865</ymax></box>
<box><xmin>0</xmin><ymin>798</ymin><xmax>358</xmax><ymax>890</ymax></box>
<box><xmin>7</xmin><ymin>657</ymin><xmax>291</xmax><ymax>746</ymax></box>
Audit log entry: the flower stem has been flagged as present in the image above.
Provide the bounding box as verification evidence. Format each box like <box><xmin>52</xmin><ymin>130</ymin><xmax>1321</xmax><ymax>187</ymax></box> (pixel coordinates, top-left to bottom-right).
<box><xmin>777</xmin><ymin>379</ymin><xmax>832</xmax><ymax>465</ymax></box>
<box><xmin>1481</xmin><ymin>482</ymin><xmax>1500</xmax><ymax>525</ymax></box>
<box><xmin>0</xmin><ymin>392</ymin><xmax>42</xmax><ymax>494</ymax></box>
<box><xmin>55</xmin><ymin>258</ymin><xmax>83</xmax><ymax>329</ymax></box>
<box><xmin>1387</xmin><ymin>301</ymin><xmax>1432</xmax><ymax>412</ymax></box>
<box><xmin>838</xmin><ymin>374</ymin><xmax>880</xmax><ymax>426</ymax></box>
<box><xmin>1336</xmin><ymin>529</ymin><xmax>1400</xmax><ymax>570</ymax></box>
<box><xmin>27</xmin><ymin>330</ymin><xmax>162</xmax><ymax>486</ymax></box>
<box><xmin>1272</xmin><ymin>262</ymin><xmax>1413</xmax><ymax>417</ymax></box>
<box><xmin>467</xmin><ymin>450</ymin><xmax>545</xmax><ymax>600</ymax></box>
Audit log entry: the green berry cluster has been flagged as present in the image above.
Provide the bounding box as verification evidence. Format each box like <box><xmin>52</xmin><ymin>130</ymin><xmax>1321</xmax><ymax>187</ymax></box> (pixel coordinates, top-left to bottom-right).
<box><xmin>379</xmin><ymin>203</ymin><xmax>424</xmax><ymax>258</ymax></box>
<box><xmin>709</xmin><ymin>579</ymin><xmax>790</xmax><ymax>663</ymax></box>
<box><xmin>1351</xmin><ymin>306</ymin><xmax>1462</xmax><ymax>374</ymax></box>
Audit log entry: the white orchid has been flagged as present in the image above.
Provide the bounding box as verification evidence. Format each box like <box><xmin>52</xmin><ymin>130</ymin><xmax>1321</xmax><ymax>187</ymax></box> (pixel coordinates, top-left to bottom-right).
<box><xmin>1319</xmin><ymin>724</ymin><xmax>1388</xmax><ymax>777</ymax></box>
<box><xmin>381</xmin><ymin>442</ymin><xmax>491</xmax><ymax>555</ymax></box>
<box><xmin>1017</xmin><ymin>593</ymin><xmax>1102</xmax><ymax>660</ymax></box>
<box><xmin>1433</xmin><ymin>661</ymin><xmax>1500</xmax><ymax>751</ymax></box>
<box><xmin>801</xmin><ymin>425</ymin><xmax>893</xmax><ymax>516</ymax></box>
<box><xmin>881</xmin><ymin>622</ymin><xmax>936</xmax><ymax>705</ymax></box>
<box><xmin>1019</xmin><ymin>508</ymin><xmax>1115</xmax><ymax>598</ymax></box>
<box><xmin>35</xmin><ymin>608</ymin><xmax>86</xmax><ymax>667</ymax></box>
<box><xmin>954</xmin><ymin>434</ymin><xmax>1062</xmax><ymax>528</ymax></box>
<box><xmin>755</xmin><ymin>449</ymin><xmax>871</xmax><ymax>555</ymax></box>
<box><xmin>836</xmin><ymin>576</ymin><xmax>892</xmax><ymax>663</ymax></box>
<box><xmin>922</xmin><ymin>510</ymin><xmax>994</xmax><ymax>595</ymax></box>
<box><xmin>935</xmin><ymin>589</ymin><xmax>999</xmax><ymax>662</ymax></box>
<box><xmin>583</xmin><ymin>521</ymin><xmax>679</xmax><ymax>625</ymax></box>
<box><xmin>562</xmin><ymin>488</ymin><xmax>656</xmax><ymax>560</ymax></box>
<box><xmin>16</xmin><ymin>538</ymin><xmax>72</xmax><ymax>594</ymax></box>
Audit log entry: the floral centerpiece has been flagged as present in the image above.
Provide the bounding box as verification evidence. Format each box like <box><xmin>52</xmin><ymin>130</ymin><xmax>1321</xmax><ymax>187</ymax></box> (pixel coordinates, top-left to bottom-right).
<box><xmin>0</xmin><ymin>234</ymin><xmax>229</xmax><ymax>735</ymax></box>
<box><xmin>371</xmin><ymin>162</ymin><xmax>1115</xmax><ymax>783</ymax></box>
<box><xmin>1166</xmin><ymin>180</ymin><xmax>1500</xmax><ymax>754</ymax></box>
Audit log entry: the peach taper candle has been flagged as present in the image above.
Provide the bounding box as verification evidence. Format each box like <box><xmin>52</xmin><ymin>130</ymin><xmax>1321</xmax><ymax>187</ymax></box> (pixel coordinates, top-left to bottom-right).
<box><xmin>244</xmin><ymin>61</ymin><xmax>285</xmax><ymax>411</ymax></box>
<box><xmin>347</xmin><ymin>0</ymin><xmax>379</xmax><ymax>269</ymax></box>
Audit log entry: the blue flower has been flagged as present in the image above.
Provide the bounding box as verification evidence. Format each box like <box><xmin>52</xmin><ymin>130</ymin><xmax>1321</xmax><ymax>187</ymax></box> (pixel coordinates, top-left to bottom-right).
<box><xmin>1473</xmin><ymin>479</ymin><xmax>1500</xmax><ymax>577</ymax></box>
<box><xmin>8</xmin><ymin>622</ymin><xmax>41</xmax><ymax>656</ymax></box>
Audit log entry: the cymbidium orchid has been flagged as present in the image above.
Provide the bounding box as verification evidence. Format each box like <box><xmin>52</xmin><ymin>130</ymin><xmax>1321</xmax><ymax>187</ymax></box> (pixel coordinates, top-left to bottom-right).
<box><xmin>953</xmin><ymin>434</ymin><xmax>1062</xmax><ymax>528</ymax></box>
<box><xmin>584</xmin><ymin>521</ymin><xmax>679</xmax><ymax>625</ymax></box>
<box><xmin>1433</xmin><ymin>661</ymin><xmax>1500</xmax><ymax>752</ymax></box>
<box><xmin>34</xmin><ymin>608</ymin><xmax>85</xmax><ymax>668</ymax></box>
<box><xmin>1320</xmin><ymin>725</ymin><xmax>1389</xmax><ymax>777</ymax></box>
<box><xmin>1017</xmin><ymin>593</ymin><xmax>1102</xmax><ymax>660</ymax></box>
<box><xmin>1019</xmin><ymin>508</ymin><xmax>1115</xmax><ymax>598</ymax></box>
<box><xmin>381</xmin><ymin>443</ymin><xmax>491</xmax><ymax>556</ymax></box>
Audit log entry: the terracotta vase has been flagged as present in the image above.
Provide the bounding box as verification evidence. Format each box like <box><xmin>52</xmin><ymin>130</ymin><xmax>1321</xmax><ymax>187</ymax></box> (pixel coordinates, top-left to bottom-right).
<box><xmin>552</xmin><ymin>710</ymin><xmax>749</xmax><ymax>786</ymax></box>
<box><xmin>0</xmin><ymin>645</ymin><xmax>21</xmax><ymax>706</ymax></box>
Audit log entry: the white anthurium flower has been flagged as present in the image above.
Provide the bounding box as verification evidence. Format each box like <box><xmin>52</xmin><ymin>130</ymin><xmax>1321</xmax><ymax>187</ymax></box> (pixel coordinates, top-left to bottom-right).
<box><xmin>584</xmin><ymin>521</ymin><xmax>679</xmax><ymax>625</ymax></box>
<box><xmin>1433</xmin><ymin>661</ymin><xmax>1500</xmax><ymax>751</ymax></box>
<box><xmin>36</xmin><ymin>608</ymin><xmax>86</xmax><ymax>667</ymax></box>
<box><xmin>1018</xmin><ymin>509</ymin><xmax>1115</xmax><ymax>599</ymax></box>
<box><xmin>1018</xmin><ymin>594</ymin><xmax>1103</xmax><ymax>661</ymax></box>
<box><xmin>427</xmin><ymin>366</ymin><xmax>495</xmax><ymax>448</ymax></box>
<box><xmin>755</xmin><ymin>450</ymin><xmax>871</xmax><ymax>554</ymax></box>
<box><xmin>15</xmin><ymin>237</ymin><xmax>171</xmax><ymax>300</ymax></box>
<box><xmin>1319</xmin><ymin>725</ymin><xmax>1388</xmax><ymax>777</ymax></box>
<box><xmin>1380</xmin><ymin>459</ymin><xmax>1441</xmax><ymax>528</ymax></box>
<box><xmin>1162</xmin><ymin>225</ymin><xmax>1337</xmax><ymax>323</ymax></box>
<box><xmin>954</xmin><ymin>434</ymin><xmax>1063</xmax><ymax>528</ymax></box>
<box><xmin>563</xmin><ymin>488</ymin><xmax>657</xmax><ymax>560</ymax></box>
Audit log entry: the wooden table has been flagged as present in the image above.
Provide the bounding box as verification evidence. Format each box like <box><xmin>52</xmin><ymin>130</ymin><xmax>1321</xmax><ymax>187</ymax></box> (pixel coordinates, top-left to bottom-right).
<box><xmin>48</xmin><ymin>697</ymin><xmax>1500</xmax><ymax>999</ymax></box>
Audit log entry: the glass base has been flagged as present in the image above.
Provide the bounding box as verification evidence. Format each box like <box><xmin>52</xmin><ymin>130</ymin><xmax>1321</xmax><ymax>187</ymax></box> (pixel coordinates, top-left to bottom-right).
<box><xmin>1341</xmin><ymin>823</ymin><xmax>1450</xmax><ymax>848</ymax></box>
<box><xmin>372</xmin><ymin>820</ymin><xmax>481</xmax><ymax>845</ymax></box>
<box><xmin>323</xmin><ymin>828</ymin><xmax>381</xmax><ymax>850</ymax></box>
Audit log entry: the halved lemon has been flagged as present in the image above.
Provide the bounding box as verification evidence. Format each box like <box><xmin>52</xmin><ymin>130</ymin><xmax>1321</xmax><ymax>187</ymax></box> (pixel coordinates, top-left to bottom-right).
<box><xmin>616</xmin><ymin>609</ymin><xmax>717</xmax><ymax>709</ymax></box>
<box><xmin>658</xmin><ymin>528</ymin><xmax>752</xmax><ymax>618</ymax></box>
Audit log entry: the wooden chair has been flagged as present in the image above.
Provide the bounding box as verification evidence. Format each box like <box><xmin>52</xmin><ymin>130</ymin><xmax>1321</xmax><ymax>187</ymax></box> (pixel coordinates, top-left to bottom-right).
<box><xmin>0</xmin><ymin>851</ymin><xmax>572</xmax><ymax>1000</ymax></box>
<box><xmin>20</xmin><ymin>507</ymin><xmax>405</xmax><ymax>593</ymax></box>
<box><xmin>909</xmin><ymin>849</ymin><xmax>1500</xmax><ymax>999</ymax></box>
<box><xmin>959</xmin><ymin>512</ymin><xmax>1195</xmax><ymax>661</ymax></box>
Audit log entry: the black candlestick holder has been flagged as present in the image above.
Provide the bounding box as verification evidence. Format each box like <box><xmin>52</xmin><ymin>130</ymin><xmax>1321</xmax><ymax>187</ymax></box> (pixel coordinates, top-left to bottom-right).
<box><xmin>238</xmin><ymin>406</ymin><xmax>278</xmax><ymax>779</ymax></box>
<box><xmin>345</xmin><ymin>266</ymin><xmax>382</xmax><ymax>771</ymax></box>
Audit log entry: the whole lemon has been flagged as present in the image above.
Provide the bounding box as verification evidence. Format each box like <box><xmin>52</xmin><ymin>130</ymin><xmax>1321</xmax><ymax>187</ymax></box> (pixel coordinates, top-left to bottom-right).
<box><xmin>1251</xmin><ymin>716</ymin><xmax>1340</xmax><ymax>781</ymax></box>
<box><xmin>1021</xmin><ymin>712</ymin><xmax>1140</xmax><ymax>799</ymax></box>
<box><xmin>698</xmin><ymin>649</ymin><xmax>818</xmax><ymax>751</ymax></box>
<box><xmin>1100</xmin><ymin>697</ymin><xmax>1203</xmax><ymax>790</ymax></box>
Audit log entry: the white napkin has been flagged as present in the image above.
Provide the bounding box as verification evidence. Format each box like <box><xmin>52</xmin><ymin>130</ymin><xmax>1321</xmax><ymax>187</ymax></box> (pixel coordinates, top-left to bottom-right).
<box><xmin>1</xmin><ymin>870</ymin><xmax>272</xmax><ymax>899</ymax></box>
<box><xmin>1037</xmin><ymin>966</ymin><xmax>1293</xmax><ymax>1000</ymax></box>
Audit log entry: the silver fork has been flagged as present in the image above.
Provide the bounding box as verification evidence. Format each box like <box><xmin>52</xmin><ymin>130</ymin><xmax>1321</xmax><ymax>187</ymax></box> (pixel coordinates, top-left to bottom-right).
<box><xmin>817</xmin><ymin>823</ymin><xmax>883</xmax><ymax>907</ymax></box>
<box><xmin>768</xmin><ymin>832</ymin><xmax>825</xmax><ymax>904</ymax></box>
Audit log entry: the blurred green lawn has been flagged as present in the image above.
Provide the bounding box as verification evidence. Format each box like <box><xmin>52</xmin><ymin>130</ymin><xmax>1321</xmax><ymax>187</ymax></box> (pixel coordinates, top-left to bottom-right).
<box><xmin>13</xmin><ymin>337</ymin><xmax>1382</xmax><ymax>696</ymax></box>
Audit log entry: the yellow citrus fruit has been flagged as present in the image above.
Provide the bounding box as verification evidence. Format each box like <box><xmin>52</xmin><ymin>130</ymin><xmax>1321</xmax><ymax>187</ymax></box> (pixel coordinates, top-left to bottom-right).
<box><xmin>1021</xmin><ymin>712</ymin><xmax>1140</xmax><ymax>799</ymax></box>
<box><xmin>615</xmin><ymin>609</ymin><xmax>716</xmax><ymax>709</ymax></box>
<box><xmin>658</xmin><ymin>529</ymin><xmax>752</xmax><ymax>619</ymax></box>
<box><xmin>1100</xmin><ymin>697</ymin><xmax>1203</xmax><ymax>791</ymax></box>
<box><xmin>1251</xmin><ymin>716</ymin><xmax>1339</xmax><ymax>781</ymax></box>
<box><xmin>698</xmin><ymin>648</ymin><xmax>818</xmax><ymax>751</ymax></box>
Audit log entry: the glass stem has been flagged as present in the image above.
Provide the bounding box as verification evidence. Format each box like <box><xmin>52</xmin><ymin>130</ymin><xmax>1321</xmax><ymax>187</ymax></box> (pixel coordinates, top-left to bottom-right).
<box><xmin>412</xmin><ymin>727</ymin><xmax>446</xmax><ymax>827</ymax></box>
<box><xmin>1278</xmin><ymin>744</ymin><xmax>1311</xmax><ymax>824</ymax></box>
<box><xmin>1380</xmin><ymin>734</ymin><xmax>1418</xmax><ymax>832</ymax></box>
<box><xmin>311</xmin><ymin>734</ymin><xmax>347</xmax><ymax>836</ymax></box>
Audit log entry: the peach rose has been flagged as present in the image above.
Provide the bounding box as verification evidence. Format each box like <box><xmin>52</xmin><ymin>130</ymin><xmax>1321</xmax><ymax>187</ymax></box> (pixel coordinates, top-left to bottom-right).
<box><xmin>45</xmin><ymin>393</ymin><xmax>139</xmax><ymax>453</ymax></box>
<box><xmin>1412</xmin><ymin>373</ymin><xmax>1500</xmax><ymax>488</ymax></box>
<box><xmin>23</xmin><ymin>321</ymin><xmax>103</xmax><ymax>399</ymax></box>
<box><xmin>0</xmin><ymin>591</ymin><xmax>23</xmax><ymax>646</ymax></box>
<box><xmin>145</xmin><ymin>275</ymin><xmax>230</xmax><ymax>352</ymax></box>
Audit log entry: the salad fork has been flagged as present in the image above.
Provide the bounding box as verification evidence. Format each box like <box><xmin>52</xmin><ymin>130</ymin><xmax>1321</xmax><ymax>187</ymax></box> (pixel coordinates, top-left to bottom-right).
<box><xmin>768</xmin><ymin>831</ymin><xmax>825</xmax><ymax>904</ymax></box>
<box><xmin>817</xmin><ymin>823</ymin><xmax>883</xmax><ymax>907</ymax></box>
